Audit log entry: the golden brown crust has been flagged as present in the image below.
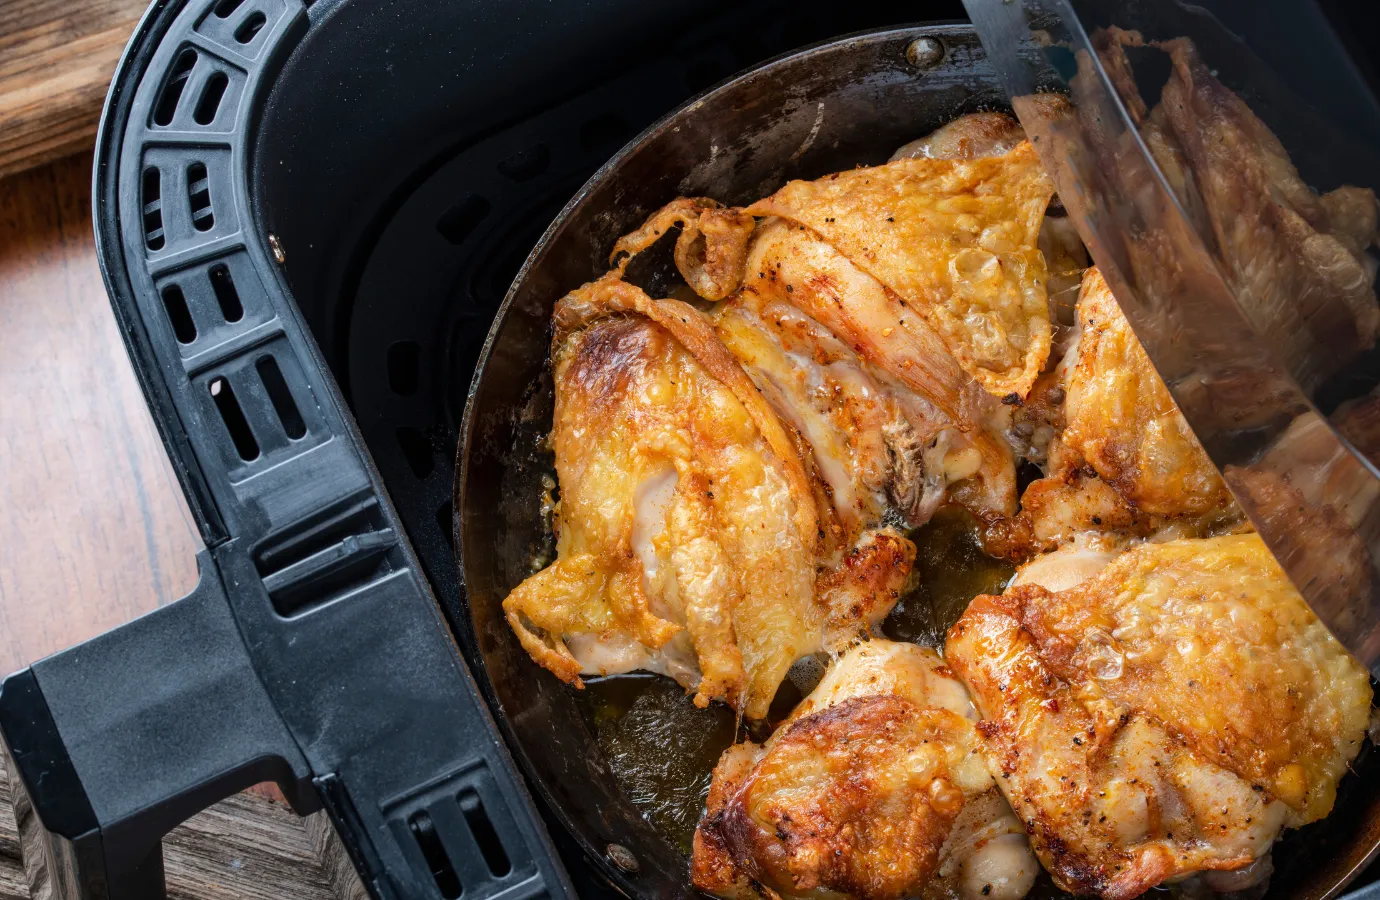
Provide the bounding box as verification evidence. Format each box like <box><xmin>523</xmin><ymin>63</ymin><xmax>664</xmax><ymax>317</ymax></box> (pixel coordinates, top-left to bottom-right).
<box><xmin>554</xmin><ymin>274</ymin><xmax>819</xmax><ymax>551</ymax></box>
<box><xmin>611</xmin><ymin>197</ymin><xmax>757</xmax><ymax>301</ymax></box>
<box><xmin>695</xmin><ymin>696</ymin><xmax>973</xmax><ymax>900</ymax></box>
<box><xmin>504</xmin><ymin>309</ymin><xmax>820</xmax><ymax>716</ymax></box>
<box><xmin>815</xmin><ymin>530</ymin><xmax>916</xmax><ymax>648</ymax></box>
<box><xmin>736</xmin><ymin>219</ymin><xmax>1018</xmax><ymax>521</ymax></box>
<box><xmin>1062</xmin><ymin>269</ymin><xmax>1232</xmax><ymax>519</ymax></box>
<box><xmin>995</xmin><ymin>269</ymin><xmax>1241</xmax><ymax>558</ymax></box>
<box><xmin>693</xmin><ymin>641</ymin><xmax>1029</xmax><ymax>900</ymax></box>
<box><xmin>946</xmin><ymin>535</ymin><xmax>1373</xmax><ymax>899</ymax></box>
<box><xmin>746</xmin><ymin>142</ymin><xmax>1055</xmax><ymax>399</ymax></box>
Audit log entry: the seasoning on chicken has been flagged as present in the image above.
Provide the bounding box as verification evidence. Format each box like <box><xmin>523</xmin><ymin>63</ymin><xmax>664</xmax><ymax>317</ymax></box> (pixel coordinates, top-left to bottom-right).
<box><xmin>692</xmin><ymin>640</ymin><xmax>1038</xmax><ymax>900</ymax></box>
<box><xmin>746</xmin><ymin>140</ymin><xmax>1056</xmax><ymax>400</ymax></box>
<box><xmin>998</xmin><ymin>267</ymin><xmax>1241</xmax><ymax>555</ymax></box>
<box><xmin>503</xmin><ymin>275</ymin><xmax>823</xmax><ymax>718</ymax></box>
<box><xmin>945</xmin><ymin>533</ymin><xmax>1373</xmax><ymax>900</ymax></box>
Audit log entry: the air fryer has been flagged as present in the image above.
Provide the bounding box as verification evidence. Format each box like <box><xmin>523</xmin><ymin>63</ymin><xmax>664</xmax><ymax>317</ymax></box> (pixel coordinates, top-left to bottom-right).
<box><xmin>1</xmin><ymin>1</ymin><xmax>1379</xmax><ymax>899</ymax></box>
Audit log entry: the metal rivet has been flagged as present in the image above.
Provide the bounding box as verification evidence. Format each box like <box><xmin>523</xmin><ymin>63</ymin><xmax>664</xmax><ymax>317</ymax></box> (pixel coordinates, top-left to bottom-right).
<box><xmin>607</xmin><ymin>843</ymin><xmax>639</xmax><ymax>873</ymax></box>
<box><xmin>906</xmin><ymin>37</ymin><xmax>946</xmax><ymax>71</ymax></box>
<box><xmin>268</xmin><ymin>233</ymin><xmax>286</xmax><ymax>263</ymax></box>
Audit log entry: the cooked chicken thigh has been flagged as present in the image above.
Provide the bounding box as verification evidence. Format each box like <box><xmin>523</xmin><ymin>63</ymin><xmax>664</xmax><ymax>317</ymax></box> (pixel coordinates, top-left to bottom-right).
<box><xmin>713</xmin><ymin>218</ymin><xmax>1018</xmax><ymax>535</ymax></box>
<box><xmin>693</xmin><ymin>640</ymin><xmax>1038</xmax><ymax>900</ymax></box>
<box><xmin>1000</xmin><ymin>268</ymin><xmax>1241</xmax><ymax>555</ymax></box>
<box><xmin>506</xmin><ymin>123</ymin><xmax>1062</xmax><ymax>706</ymax></box>
<box><xmin>946</xmin><ymin>533</ymin><xmax>1373</xmax><ymax>900</ymax></box>
<box><xmin>1115</xmin><ymin>32</ymin><xmax>1380</xmax><ymax>392</ymax></box>
<box><xmin>746</xmin><ymin>141</ymin><xmax>1056</xmax><ymax>400</ymax></box>
<box><xmin>504</xmin><ymin>275</ymin><xmax>915</xmax><ymax>717</ymax></box>
<box><xmin>504</xmin><ymin>276</ymin><xmax>822</xmax><ymax>717</ymax></box>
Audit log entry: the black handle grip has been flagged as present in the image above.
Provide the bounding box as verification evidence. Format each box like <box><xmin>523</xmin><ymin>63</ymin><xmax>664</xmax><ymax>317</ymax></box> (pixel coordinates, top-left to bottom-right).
<box><xmin>0</xmin><ymin>548</ymin><xmax>315</xmax><ymax>900</ymax></box>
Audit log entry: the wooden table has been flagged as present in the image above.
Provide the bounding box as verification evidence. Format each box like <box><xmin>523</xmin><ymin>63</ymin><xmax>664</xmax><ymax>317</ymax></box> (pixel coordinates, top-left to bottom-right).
<box><xmin>0</xmin><ymin>152</ymin><xmax>200</xmax><ymax>676</ymax></box>
<box><xmin>0</xmin><ymin>151</ymin><xmax>358</xmax><ymax>899</ymax></box>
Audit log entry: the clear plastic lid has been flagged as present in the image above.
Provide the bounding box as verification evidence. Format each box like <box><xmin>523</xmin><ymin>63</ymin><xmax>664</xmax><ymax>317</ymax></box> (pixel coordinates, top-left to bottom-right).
<box><xmin>963</xmin><ymin>0</ymin><xmax>1380</xmax><ymax>671</ymax></box>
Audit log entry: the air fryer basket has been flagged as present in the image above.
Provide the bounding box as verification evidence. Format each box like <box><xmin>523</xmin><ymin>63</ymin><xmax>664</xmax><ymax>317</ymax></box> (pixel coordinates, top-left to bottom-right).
<box><xmin>456</xmin><ymin>20</ymin><xmax>1380</xmax><ymax>900</ymax></box>
<box><xmin>0</xmin><ymin>0</ymin><xmax>1376</xmax><ymax>899</ymax></box>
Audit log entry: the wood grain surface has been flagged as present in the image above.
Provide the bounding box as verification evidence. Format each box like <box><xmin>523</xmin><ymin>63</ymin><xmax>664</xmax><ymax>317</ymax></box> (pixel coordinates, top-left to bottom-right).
<box><xmin>1</xmin><ymin>743</ymin><xmax>363</xmax><ymax>900</ymax></box>
<box><xmin>0</xmin><ymin>152</ymin><xmax>200</xmax><ymax>682</ymax></box>
<box><xmin>0</xmin><ymin>0</ymin><xmax>147</xmax><ymax>179</ymax></box>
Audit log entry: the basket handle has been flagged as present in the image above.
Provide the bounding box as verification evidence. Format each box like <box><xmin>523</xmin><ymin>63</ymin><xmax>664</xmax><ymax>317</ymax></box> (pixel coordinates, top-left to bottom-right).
<box><xmin>0</xmin><ymin>549</ymin><xmax>315</xmax><ymax>900</ymax></box>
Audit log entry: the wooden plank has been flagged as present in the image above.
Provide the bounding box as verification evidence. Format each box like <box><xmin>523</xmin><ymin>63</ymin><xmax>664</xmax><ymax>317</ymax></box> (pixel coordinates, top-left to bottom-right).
<box><xmin>0</xmin><ymin>0</ymin><xmax>148</xmax><ymax>178</ymax></box>
<box><xmin>1</xmin><ymin>742</ymin><xmax>366</xmax><ymax>900</ymax></box>
<box><xmin>0</xmin><ymin>742</ymin><xmax>26</xmax><ymax>900</ymax></box>
<box><xmin>0</xmin><ymin>151</ymin><xmax>202</xmax><ymax>677</ymax></box>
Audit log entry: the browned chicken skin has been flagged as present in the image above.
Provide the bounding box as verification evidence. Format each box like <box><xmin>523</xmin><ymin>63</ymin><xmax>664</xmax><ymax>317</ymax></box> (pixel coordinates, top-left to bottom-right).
<box><xmin>946</xmin><ymin>535</ymin><xmax>1372</xmax><ymax>900</ymax></box>
<box><xmin>502</xmin><ymin>118</ymin><xmax>1060</xmax><ymax>713</ymax></box>
<box><xmin>693</xmin><ymin>640</ymin><xmax>1038</xmax><ymax>900</ymax></box>
<box><xmin>747</xmin><ymin>141</ymin><xmax>1055</xmax><ymax>400</ymax></box>
<box><xmin>504</xmin><ymin>287</ymin><xmax>820</xmax><ymax>716</ymax></box>
<box><xmin>501</xmin><ymin>81</ymin><xmax>1378</xmax><ymax>900</ymax></box>
<box><xmin>995</xmin><ymin>267</ymin><xmax>1243</xmax><ymax>557</ymax></box>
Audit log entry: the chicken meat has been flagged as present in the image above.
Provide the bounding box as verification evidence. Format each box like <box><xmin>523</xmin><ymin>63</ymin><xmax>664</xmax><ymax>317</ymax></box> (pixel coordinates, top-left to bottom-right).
<box><xmin>1131</xmin><ymin>33</ymin><xmax>1380</xmax><ymax>393</ymax></box>
<box><xmin>746</xmin><ymin>140</ymin><xmax>1056</xmax><ymax>401</ymax></box>
<box><xmin>503</xmin><ymin>276</ymin><xmax>825</xmax><ymax>717</ymax></box>
<box><xmin>997</xmin><ymin>267</ymin><xmax>1241</xmax><ymax>555</ymax></box>
<box><xmin>693</xmin><ymin>639</ymin><xmax>1039</xmax><ymax>900</ymax></box>
<box><xmin>945</xmin><ymin>533</ymin><xmax>1373</xmax><ymax>900</ymax></box>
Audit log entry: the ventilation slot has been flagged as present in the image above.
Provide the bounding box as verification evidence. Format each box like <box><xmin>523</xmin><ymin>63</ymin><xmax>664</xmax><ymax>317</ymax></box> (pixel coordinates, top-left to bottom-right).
<box><xmin>161</xmin><ymin>284</ymin><xmax>197</xmax><ymax>343</ymax></box>
<box><xmin>396</xmin><ymin>426</ymin><xmax>434</xmax><ymax>479</ymax></box>
<box><xmin>256</xmin><ymin>356</ymin><xmax>306</xmax><ymax>440</ymax></box>
<box><xmin>210</xmin><ymin>376</ymin><xmax>259</xmax><ymax>461</ymax></box>
<box><xmin>142</xmin><ymin>167</ymin><xmax>165</xmax><ymax>251</ymax></box>
<box><xmin>387</xmin><ymin>341</ymin><xmax>420</xmax><ymax>395</ymax></box>
<box><xmin>153</xmin><ymin>48</ymin><xmax>198</xmax><ymax>126</ymax></box>
<box><xmin>214</xmin><ymin>0</ymin><xmax>243</xmax><ymax>16</ymax></box>
<box><xmin>459</xmin><ymin>790</ymin><xmax>512</xmax><ymax>876</ymax></box>
<box><xmin>254</xmin><ymin>496</ymin><xmax>397</xmax><ymax>617</ymax></box>
<box><xmin>209</xmin><ymin>263</ymin><xmax>242</xmax><ymax>321</ymax></box>
<box><xmin>188</xmin><ymin>162</ymin><xmax>214</xmax><ymax>232</ymax></box>
<box><xmin>436</xmin><ymin>194</ymin><xmax>490</xmax><ymax>246</ymax></box>
<box><xmin>410</xmin><ymin>812</ymin><xmax>463</xmax><ymax>899</ymax></box>
<box><xmin>235</xmin><ymin>11</ymin><xmax>267</xmax><ymax>44</ymax></box>
<box><xmin>193</xmin><ymin>71</ymin><xmax>229</xmax><ymax>126</ymax></box>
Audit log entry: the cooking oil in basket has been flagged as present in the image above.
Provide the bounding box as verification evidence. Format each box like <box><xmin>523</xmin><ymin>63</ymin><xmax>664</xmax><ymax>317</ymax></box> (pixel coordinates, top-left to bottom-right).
<box><xmin>576</xmin><ymin>506</ymin><xmax>1014</xmax><ymax>856</ymax></box>
<box><xmin>576</xmin><ymin>675</ymin><xmax>737</xmax><ymax>854</ymax></box>
<box><xmin>884</xmin><ymin>506</ymin><xmax>1016</xmax><ymax>645</ymax></box>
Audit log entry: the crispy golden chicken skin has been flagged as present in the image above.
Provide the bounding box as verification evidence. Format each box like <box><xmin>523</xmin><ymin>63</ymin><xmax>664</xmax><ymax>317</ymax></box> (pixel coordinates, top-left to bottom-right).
<box><xmin>713</xmin><ymin>218</ymin><xmax>1018</xmax><ymax>534</ymax></box>
<box><xmin>996</xmin><ymin>268</ymin><xmax>1240</xmax><ymax>556</ymax></box>
<box><xmin>693</xmin><ymin>640</ymin><xmax>1038</xmax><ymax>900</ymax></box>
<box><xmin>746</xmin><ymin>141</ymin><xmax>1055</xmax><ymax>400</ymax></box>
<box><xmin>505</xmin><ymin>275</ymin><xmax>916</xmax><ymax>716</ymax></box>
<box><xmin>945</xmin><ymin>534</ymin><xmax>1373</xmax><ymax>899</ymax></box>
<box><xmin>504</xmin><ymin>277</ymin><xmax>821</xmax><ymax>717</ymax></box>
<box><xmin>1063</xmin><ymin>268</ymin><xmax>1230</xmax><ymax>517</ymax></box>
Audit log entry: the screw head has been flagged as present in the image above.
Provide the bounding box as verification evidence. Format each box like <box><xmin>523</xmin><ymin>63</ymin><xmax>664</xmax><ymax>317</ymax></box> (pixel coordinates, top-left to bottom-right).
<box><xmin>906</xmin><ymin>37</ymin><xmax>946</xmax><ymax>71</ymax></box>
<box><xmin>607</xmin><ymin>843</ymin><xmax>640</xmax><ymax>873</ymax></box>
